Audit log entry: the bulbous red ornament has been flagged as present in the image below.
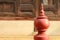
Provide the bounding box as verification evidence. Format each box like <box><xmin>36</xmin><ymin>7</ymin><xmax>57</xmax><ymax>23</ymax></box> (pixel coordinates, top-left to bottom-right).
<box><xmin>34</xmin><ymin>4</ymin><xmax>50</xmax><ymax>40</ymax></box>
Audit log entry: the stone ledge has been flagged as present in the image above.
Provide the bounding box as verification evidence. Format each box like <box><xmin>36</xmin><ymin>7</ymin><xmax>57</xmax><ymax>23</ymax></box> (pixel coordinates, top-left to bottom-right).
<box><xmin>0</xmin><ymin>35</ymin><xmax>60</xmax><ymax>40</ymax></box>
<box><xmin>0</xmin><ymin>35</ymin><xmax>33</xmax><ymax>40</ymax></box>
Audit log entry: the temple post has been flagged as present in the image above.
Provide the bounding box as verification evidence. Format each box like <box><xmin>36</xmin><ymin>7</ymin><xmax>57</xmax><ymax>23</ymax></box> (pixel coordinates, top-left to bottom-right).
<box><xmin>34</xmin><ymin>3</ymin><xmax>50</xmax><ymax>40</ymax></box>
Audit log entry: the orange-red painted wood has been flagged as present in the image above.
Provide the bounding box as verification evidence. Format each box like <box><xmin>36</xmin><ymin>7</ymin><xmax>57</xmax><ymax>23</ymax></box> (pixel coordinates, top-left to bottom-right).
<box><xmin>34</xmin><ymin>4</ymin><xmax>50</xmax><ymax>40</ymax></box>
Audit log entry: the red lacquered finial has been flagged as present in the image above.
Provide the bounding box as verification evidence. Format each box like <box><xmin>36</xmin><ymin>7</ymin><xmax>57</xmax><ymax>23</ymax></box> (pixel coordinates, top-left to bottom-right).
<box><xmin>37</xmin><ymin>3</ymin><xmax>47</xmax><ymax>19</ymax></box>
<box><xmin>34</xmin><ymin>3</ymin><xmax>50</xmax><ymax>40</ymax></box>
<box><xmin>39</xmin><ymin>4</ymin><xmax>45</xmax><ymax>16</ymax></box>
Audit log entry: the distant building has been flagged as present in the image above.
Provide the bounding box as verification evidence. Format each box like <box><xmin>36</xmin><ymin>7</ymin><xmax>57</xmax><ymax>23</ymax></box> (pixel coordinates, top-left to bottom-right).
<box><xmin>0</xmin><ymin>0</ymin><xmax>59</xmax><ymax>20</ymax></box>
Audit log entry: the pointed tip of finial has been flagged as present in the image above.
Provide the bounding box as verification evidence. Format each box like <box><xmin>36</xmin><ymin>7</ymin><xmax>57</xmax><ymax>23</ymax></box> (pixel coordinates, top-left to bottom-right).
<box><xmin>39</xmin><ymin>3</ymin><xmax>45</xmax><ymax>16</ymax></box>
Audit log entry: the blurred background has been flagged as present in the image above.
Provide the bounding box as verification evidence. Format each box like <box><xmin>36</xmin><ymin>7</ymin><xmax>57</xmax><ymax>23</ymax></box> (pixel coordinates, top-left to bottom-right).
<box><xmin>0</xmin><ymin>0</ymin><xmax>60</xmax><ymax>40</ymax></box>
